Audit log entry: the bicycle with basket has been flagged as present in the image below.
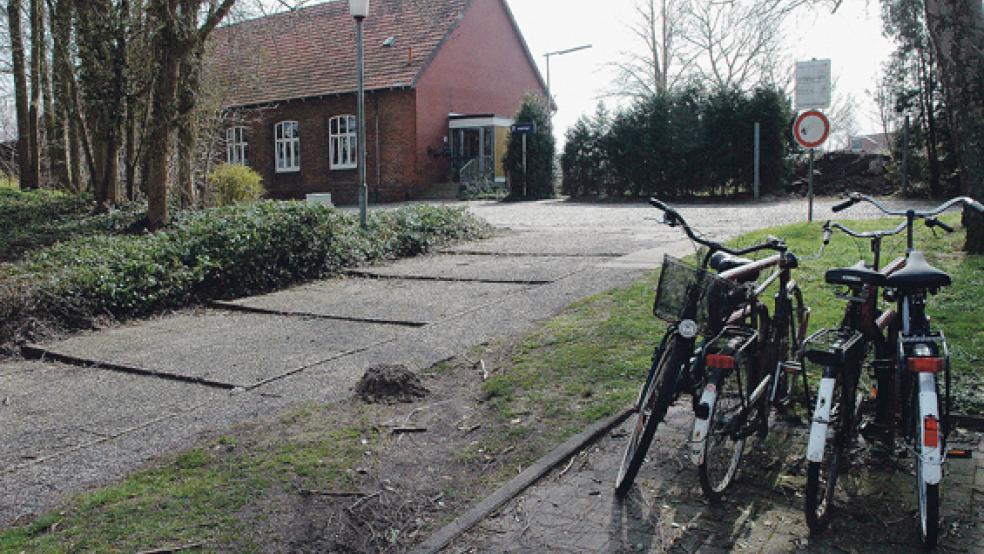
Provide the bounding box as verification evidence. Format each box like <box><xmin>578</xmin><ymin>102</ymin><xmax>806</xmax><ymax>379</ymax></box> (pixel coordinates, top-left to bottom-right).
<box><xmin>615</xmin><ymin>198</ymin><xmax>810</xmax><ymax>500</ymax></box>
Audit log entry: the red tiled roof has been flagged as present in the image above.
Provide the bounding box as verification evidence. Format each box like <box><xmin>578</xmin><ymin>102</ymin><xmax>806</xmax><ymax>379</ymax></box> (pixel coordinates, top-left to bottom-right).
<box><xmin>207</xmin><ymin>0</ymin><xmax>472</xmax><ymax>108</ymax></box>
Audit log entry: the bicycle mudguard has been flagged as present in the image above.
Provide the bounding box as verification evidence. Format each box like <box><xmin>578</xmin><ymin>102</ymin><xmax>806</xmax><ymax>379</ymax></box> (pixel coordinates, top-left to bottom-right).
<box><xmin>916</xmin><ymin>372</ymin><xmax>943</xmax><ymax>485</ymax></box>
<box><xmin>691</xmin><ymin>372</ymin><xmax>719</xmax><ymax>465</ymax></box>
<box><xmin>807</xmin><ymin>377</ymin><xmax>837</xmax><ymax>463</ymax></box>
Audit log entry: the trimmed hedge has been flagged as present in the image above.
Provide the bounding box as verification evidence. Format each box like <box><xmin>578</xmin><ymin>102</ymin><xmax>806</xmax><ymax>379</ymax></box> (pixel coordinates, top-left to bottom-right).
<box><xmin>0</xmin><ymin>201</ymin><xmax>490</xmax><ymax>348</ymax></box>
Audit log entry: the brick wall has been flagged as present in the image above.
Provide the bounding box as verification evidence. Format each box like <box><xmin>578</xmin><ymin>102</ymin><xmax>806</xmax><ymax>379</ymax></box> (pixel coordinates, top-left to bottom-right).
<box><xmin>230</xmin><ymin>89</ymin><xmax>418</xmax><ymax>204</ymax></box>
<box><xmin>413</xmin><ymin>0</ymin><xmax>547</xmax><ymax>185</ymax></box>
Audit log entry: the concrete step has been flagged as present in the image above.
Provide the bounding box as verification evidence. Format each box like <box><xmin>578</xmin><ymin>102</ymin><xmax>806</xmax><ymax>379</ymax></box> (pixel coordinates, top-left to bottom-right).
<box><xmin>415</xmin><ymin>181</ymin><xmax>460</xmax><ymax>200</ymax></box>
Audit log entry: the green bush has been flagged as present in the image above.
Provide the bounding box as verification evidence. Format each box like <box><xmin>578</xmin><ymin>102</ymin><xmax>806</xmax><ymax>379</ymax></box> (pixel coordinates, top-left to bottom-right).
<box><xmin>504</xmin><ymin>94</ymin><xmax>556</xmax><ymax>200</ymax></box>
<box><xmin>563</xmin><ymin>86</ymin><xmax>792</xmax><ymax>198</ymax></box>
<box><xmin>0</xmin><ymin>202</ymin><xmax>490</xmax><ymax>347</ymax></box>
<box><xmin>208</xmin><ymin>164</ymin><xmax>265</xmax><ymax>206</ymax></box>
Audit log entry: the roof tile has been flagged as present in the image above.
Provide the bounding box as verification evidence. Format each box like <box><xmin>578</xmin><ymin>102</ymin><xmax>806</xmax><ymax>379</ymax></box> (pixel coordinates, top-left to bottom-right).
<box><xmin>207</xmin><ymin>0</ymin><xmax>470</xmax><ymax>108</ymax></box>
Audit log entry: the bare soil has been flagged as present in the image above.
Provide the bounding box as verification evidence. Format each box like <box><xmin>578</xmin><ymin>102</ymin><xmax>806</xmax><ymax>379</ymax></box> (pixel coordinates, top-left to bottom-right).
<box><xmin>234</xmin><ymin>339</ymin><xmax>555</xmax><ymax>553</ymax></box>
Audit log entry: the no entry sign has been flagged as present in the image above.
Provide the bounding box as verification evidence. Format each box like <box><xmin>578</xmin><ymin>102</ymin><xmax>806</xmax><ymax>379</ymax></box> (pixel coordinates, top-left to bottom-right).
<box><xmin>793</xmin><ymin>110</ymin><xmax>830</xmax><ymax>149</ymax></box>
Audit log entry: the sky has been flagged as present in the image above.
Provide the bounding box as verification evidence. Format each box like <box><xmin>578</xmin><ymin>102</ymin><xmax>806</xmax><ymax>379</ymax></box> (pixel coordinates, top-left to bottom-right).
<box><xmin>506</xmin><ymin>0</ymin><xmax>895</xmax><ymax>145</ymax></box>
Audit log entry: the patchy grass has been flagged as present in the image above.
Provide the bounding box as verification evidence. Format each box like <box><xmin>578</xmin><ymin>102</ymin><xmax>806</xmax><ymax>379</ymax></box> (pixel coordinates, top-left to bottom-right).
<box><xmin>0</xmin><ymin>404</ymin><xmax>378</xmax><ymax>553</ymax></box>
<box><xmin>484</xmin><ymin>212</ymin><xmax>984</xmax><ymax>436</ymax></box>
<box><xmin>0</xmin><ymin>175</ymin><xmax>17</xmax><ymax>190</ymax></box>
<box><xmin>0</xmin><ymin>189</ymin><xmax>145</xmax><ymax>263</ymax></box>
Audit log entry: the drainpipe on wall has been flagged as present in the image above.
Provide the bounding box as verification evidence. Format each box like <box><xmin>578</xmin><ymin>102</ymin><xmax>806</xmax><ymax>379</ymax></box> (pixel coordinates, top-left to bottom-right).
<box><xmin>374</xmin><ymin>94</ymin><xmax>381</xmax><ymax>203</ymax></box>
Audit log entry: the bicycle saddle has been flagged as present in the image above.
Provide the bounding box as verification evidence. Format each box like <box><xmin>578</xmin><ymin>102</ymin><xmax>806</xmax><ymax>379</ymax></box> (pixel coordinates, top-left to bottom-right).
<box><xmin>710</xmin><ymin>252</ymin><xmax>759</xmax><ymax>282</ymax></box>
<box><xmin>825</xmin><ymin>261</ymin><xmax>886</xmax><ymax>287</ymax></box>
<box><xmin>885</xmin><ymin>250</ymin><xmax>951</xmax><ymax>291</ymax></box>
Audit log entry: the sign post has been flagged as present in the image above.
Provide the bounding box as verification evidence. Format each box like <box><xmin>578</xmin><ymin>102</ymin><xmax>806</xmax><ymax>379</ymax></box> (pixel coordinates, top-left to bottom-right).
<box><xmin>511</xmin><ymin>122</ymin><xmax>537</xmax><ymax>198</ymax></box>
<box><xmin>793</xmin><ymin>110</ymin><xmax>831</xmax><ymax>222</ymax></box>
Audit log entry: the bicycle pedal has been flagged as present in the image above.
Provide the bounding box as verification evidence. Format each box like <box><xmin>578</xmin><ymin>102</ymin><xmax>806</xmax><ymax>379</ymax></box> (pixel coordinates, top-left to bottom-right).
<box><xmin>780</xmin><ymin>361</ymin><xmax>802</xmax><ymax>374</ymax></box>
<box><xmin>947</xmin><ymin>448</ymin><xmax>974</xmax><ymax>459</ymax></box>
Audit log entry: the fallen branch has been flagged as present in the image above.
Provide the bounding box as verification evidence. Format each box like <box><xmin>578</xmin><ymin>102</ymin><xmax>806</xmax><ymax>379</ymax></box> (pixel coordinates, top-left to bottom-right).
<box><xmin>392</xmin><ymin>427</ymin><xmax>427</xmax><ymax>434</ymax></box>
<box><xmin>347</xmin><ymin>490</ymin><xmax>382</xmax><ymax>512</ymax></box>
<box><xmin>136</xmin><ymin>543</ymin><xmax>205</xmax><ymax>554</ymax></box>
<box><xmin>299</xmin><ymin>489</ymin><xmax>367</xmax><ymax>498</ymax></box>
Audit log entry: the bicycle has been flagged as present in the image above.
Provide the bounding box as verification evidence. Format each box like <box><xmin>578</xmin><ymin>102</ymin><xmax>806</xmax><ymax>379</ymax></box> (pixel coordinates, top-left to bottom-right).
<box><xmin>804</xmin><ymin>193</ymin><xmax>984</xmax><ymax>547</ymax></box>
<box><xmin>615</xmin><ymin>198</ymin><xmax>809</xmax><ymax>500</ymax></box>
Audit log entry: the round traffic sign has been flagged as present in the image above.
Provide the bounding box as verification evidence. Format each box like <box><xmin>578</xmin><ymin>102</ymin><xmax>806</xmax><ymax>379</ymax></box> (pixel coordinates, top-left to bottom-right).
<box><xmin>793</xmin><ymin>110</ymin><xmax>830</xmax><ymax>149</ymax></box>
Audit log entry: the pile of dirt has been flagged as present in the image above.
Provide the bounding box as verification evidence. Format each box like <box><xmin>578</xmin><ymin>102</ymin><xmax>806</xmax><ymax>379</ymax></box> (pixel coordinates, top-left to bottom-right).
<box><xmin>355</xmin><ymin>364</ymin><xmax>429</xmax><ymax>404</ymax></box>
<box><xmin>784</xmin><ymin>151</ymin><xmax>895</xmax><ymax>197</ymax></box>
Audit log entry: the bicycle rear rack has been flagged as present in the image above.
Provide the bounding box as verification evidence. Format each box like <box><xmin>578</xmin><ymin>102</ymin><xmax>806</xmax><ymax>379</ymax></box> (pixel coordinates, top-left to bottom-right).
<box><xmin>802</xmin><ymin>328</ymin><xmax>864</xmax><ymax>368</ymax></box>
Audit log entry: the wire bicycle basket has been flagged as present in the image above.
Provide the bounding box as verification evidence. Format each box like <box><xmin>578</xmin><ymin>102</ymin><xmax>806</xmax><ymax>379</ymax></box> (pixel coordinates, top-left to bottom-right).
<box><xmin>653</xmin><ymin>255</ymin><xmax>748</xmax><ymax>336</ymax></box>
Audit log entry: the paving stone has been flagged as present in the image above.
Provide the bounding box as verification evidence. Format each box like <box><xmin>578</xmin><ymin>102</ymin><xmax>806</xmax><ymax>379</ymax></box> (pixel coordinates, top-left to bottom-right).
<box><xmin>348</xmin><ymin>254</ymin><xmax>600</xmax><ymax>283</ymax></box>
<box><xmin>219</xmin><ymin>278</ymin><xmax>531</xmax><ymax>324</ymax></box>
<box><xmin>0</xmin><ymin>360</ymin><xmax>223</xmax><ymax>470</ymax></box>
<box><xmin>35</xmin><ymin>311</ymin><xmax>408</xmax><ymax>388</ymax></box>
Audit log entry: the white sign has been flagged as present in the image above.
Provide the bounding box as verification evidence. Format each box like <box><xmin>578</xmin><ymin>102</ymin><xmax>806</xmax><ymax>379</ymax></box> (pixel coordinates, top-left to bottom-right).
<box><xmin>795</xmin><ymin>59</ymin><xmax>831</xmax><ymax>110</ymax></box>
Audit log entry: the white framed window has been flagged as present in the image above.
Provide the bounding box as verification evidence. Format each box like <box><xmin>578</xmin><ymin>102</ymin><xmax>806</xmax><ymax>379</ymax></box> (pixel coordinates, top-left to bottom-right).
<box><xmin>226</xmin><ymin>126</ymin><xmax>248</xmax><ymax>165</ymax></box>
<box><xmin>275</xmin><ymin>121</ymin><xmax>300</xmax><ymax>172</ymax></box>
<box><xmin>329</xmin><ymin>114</ymin><xmax>358</xmax><ymax>170</ymax></box>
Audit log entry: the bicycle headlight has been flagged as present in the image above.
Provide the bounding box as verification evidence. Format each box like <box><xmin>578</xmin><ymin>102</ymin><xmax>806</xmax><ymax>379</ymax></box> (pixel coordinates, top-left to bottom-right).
<box><xmin>679</xmin><ymin>319</ymin><xmax>698</xmax><ymax>339</ymax></box>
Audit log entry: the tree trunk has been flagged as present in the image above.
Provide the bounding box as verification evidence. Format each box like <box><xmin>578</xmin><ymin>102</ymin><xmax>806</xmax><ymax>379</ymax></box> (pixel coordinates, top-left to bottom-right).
<box><xmin>145</xmin><ymin>0</ymin><xmax>183</xmax><ymax>230</ymax></box>
<box><xmin>7</xmin><ymin>0</ymin><xmax>33</xmax><ymax>188</ymax></box>
<box><xmin>28</xmin><ymin>0</ymin><xmax>43</xmax><ymax>188</ymax></box>
<box><xmin>925</xmin><ymin>0</ymin><xmax>984</xmax><ymax>252</ymax></box>
<box><xmin>176</xmin><ymin>51</ymin><xmax>201</xmax><ymax>207</ymax></box>
<box><xmin>49</xmin><ymin>0</ymin><xmax>74</xmax><ymax>192</ymax></box>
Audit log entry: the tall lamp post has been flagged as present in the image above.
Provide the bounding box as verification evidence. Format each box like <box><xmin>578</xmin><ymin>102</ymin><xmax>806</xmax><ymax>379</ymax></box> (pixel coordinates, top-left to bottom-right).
<box><xmin>349</xmin><ymin>0</ymin><xmax>369</xmax><ymax>229</ymax></box>
<box><xmin>543</xmin><ymin>44</ymin><xmax>591</xmax><ymax>111</ymax></box>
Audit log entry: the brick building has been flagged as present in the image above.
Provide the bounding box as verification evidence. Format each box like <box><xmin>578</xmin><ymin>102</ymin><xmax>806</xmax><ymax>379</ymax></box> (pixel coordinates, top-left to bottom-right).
<box><xmin>206</xmin><ymin>0</ymin><xmax>547</xmax><ymax>204</ymax></box>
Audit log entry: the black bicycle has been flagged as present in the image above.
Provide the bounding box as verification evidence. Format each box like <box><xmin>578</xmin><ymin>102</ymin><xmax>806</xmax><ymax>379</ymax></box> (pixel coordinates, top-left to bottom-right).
<box><xmin>805</xmin><ymin>193</ymin><xmax>984</xmax><ymax>547</ymax></box>
<box><xmin>615</xmin><ymin>199</ymin><xmax>808</xmax><ymax>499</ymax></box>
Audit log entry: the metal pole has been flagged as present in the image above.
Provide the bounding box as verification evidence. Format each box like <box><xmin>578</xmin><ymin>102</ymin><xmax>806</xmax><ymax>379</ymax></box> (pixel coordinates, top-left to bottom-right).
<box><xmin>754</xmin><ymin>122</ymin><xmax>761</xmax><ymax>201</ymax></box>
<box><xmin>545</xmin><ymin>54</ymin><xmax>551</xmax><ymax>111</ymax></box>
<box><xmin>522</xmin><ymin>133</ymin><xmax>528</xmax><ymax>198</ymax></box>
<box><xmin>356</xmin><ymin>16</ymin><xmax>368</xmax><ymax>229</ymax></box>
<box><xmin>808</xmin><ymin>148</ymin><xmax>815</xmax><ymax>222</ymax></box>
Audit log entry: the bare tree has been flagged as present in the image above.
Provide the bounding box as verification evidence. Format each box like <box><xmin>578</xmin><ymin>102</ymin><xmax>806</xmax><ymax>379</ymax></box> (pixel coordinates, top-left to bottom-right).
<box><xmin>609</xmin><ymin>0</ymin><xmax>688</xmax><ymax>99</ymax></box>
<box><xmin>6</xmin><ymin>0</ymin><xmax>33</xmax><ymax>187</ymax></box>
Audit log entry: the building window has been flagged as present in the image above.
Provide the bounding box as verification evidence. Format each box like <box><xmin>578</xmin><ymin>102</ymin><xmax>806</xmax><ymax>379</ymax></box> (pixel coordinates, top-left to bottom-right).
<box><xmin>226</xmin><ymin>126</ymin><xmax>248</xmax><ymax>165</ymax></box>
<box><xmin>275</xmin><ymin>121</ymin><xmax>300</xmax><ymax>172</ymax></box>
<box><xmin>329</xmin><ymin>115</ymin><xmax>358</xmax><ymax>170</ymax></box>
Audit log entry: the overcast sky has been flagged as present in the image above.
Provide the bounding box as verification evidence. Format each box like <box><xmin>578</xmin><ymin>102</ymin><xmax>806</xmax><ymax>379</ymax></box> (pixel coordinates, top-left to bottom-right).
<box><xmin>507</xmin><ymin>0</ymin><xmax>894</xmax><ymax>144</ymax></box>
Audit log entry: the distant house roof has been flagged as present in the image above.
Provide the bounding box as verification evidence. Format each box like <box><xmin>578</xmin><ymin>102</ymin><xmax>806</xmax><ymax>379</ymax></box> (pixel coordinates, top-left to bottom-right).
<box><xmin>207</xmin><ymin>0</ymin><xmax>473</xmax><ymax>108</ymax></box>
<box><xmin>850</xmin><ymin>132</ymin><xmax>894</xmax><ymax>154</ymax></box>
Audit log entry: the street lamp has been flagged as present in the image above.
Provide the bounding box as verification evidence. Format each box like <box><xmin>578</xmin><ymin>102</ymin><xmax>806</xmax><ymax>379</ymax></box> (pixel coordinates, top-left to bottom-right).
<box><xmin>349</xmin><ymin>0</ymin><xmax>369</xmax><ymax>229</ymax></box>
<box><xmin>543</xmin><ymin>44</ymin><xmax>591</xmax><ymax>112</ymax></box>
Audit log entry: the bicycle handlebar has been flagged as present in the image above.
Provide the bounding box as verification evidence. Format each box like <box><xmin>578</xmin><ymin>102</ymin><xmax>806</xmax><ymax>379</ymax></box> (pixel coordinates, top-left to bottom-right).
<box><xmin>834</xmin><ymin>192</ymin><xmax>984</xmax><ymax>218</ymax></box>
<box><xmin>649</xmin><ymin>197</ymin><xmax>785</xmax><ymax>258</ymax></box>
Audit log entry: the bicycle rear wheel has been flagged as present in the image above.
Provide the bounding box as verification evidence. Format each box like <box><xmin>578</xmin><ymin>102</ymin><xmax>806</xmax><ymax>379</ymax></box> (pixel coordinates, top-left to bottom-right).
<box><xmin>615</xmin><ymin>337</ymin><xmax>680</xmax><ymax>497</ymax></box>
<box><xmin>805</xmin><ymin>370</ymin><xmax>856</xmax><ymax>534</ymax></box>
<box><xmin>697</xmin><ymin>367</ymin><xmax>746</xmax><ymax>501</ymax></box>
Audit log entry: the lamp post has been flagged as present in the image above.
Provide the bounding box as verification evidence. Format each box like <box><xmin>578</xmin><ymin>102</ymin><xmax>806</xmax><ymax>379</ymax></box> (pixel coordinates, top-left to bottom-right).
<box><xmin>543</xmin><ymin>44</ymin><xmax>591</xmax><ymax>111</ymax></box>
<box><xmin>349</xmin><ymin>0</ymin><xmax>369</xmax><ymax>229</ymax></box>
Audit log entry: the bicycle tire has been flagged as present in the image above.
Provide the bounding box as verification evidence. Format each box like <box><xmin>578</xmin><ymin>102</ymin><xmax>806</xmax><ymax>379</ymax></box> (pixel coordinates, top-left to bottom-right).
<box><xmin>615</xmin><ymin>338</ymin><xmax>680</xmax><ymax>497</ymax></box>
<box><xmin>913</xmin><ymin>382</ymin><xmax>940</xmax><ymax>548</ymax></box>
<box><xmin>697</xmin><ymin>367</ymin><xmax>746</xmax><ymax>501</ymax></box>
<box><xmin>805</xmin><ymin>369</ymin><xmax>856</xmax><ymax>534</ymax></box>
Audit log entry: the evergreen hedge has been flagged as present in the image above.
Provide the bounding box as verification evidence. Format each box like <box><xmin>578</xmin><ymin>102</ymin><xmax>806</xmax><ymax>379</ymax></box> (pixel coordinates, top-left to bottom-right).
<box><xmin>504</xmin><ymin>94</ymin><xmax>556</xmax><ymax>199</ymax></box>
<box><xmin>562</xmin><ymin>86</ymin><xmax>792</xmax><ymax>198</ymax></box>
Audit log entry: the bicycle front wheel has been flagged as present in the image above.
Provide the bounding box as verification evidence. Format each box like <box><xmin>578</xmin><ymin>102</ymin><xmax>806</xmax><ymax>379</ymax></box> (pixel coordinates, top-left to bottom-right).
<box><xmin>697</xmin><ymin>367</ymin><xmax>746</xmax><ymax>501</ymax></box>
<box><xmin>615</xmin><ymin>337</ymin><xmax>680</xmax><ymax>497</ymax></box>
<box><xmin>805</xmin><ymin>370</ymin><xmax>856</xmax><ymax>534</ymax></box>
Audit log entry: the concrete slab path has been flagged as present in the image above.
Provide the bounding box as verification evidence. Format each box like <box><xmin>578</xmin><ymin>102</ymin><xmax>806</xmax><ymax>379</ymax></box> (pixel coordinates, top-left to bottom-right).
<box><xmin>1</xmin><ymin>197</ymin><xmax>933</xmax><ymax>526</ymax></box>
